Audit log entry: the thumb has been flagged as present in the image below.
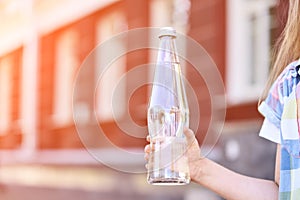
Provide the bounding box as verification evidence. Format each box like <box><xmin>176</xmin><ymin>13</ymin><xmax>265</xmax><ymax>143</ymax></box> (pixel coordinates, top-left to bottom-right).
<box><xmin>183</xmin><ymin>127</ymin><xmax>196</xmax><ymax>145</ymax></box>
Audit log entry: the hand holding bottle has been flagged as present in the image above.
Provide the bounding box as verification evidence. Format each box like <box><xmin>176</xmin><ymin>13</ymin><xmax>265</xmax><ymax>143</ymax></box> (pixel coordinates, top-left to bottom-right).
<box><xmin>145</xmin><ymin>127</ymin><xmax>202</xmax><ymax>181</ymax></box>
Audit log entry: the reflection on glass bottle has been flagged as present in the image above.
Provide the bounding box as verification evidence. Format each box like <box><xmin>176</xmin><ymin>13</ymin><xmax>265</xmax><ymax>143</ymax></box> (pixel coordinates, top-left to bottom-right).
<box><xmin>147</xmin><ymin>27</ymin><xmax>190</xmax><ymax>185</ymax></box>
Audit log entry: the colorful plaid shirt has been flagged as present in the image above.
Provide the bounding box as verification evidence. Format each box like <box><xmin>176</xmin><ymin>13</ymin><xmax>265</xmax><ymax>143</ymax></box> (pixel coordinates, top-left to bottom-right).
<box><xmin>259</xmin><ymin>59</ymin><xmax>300</xmax><ymax>200</ymax></box>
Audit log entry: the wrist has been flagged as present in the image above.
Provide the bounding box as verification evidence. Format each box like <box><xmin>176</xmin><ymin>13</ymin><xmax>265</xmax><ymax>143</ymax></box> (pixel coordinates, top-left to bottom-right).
<box><xmin>190</xmin><ymin>157</ymin><xmax>208</xmax><ymax>183</ymax></box>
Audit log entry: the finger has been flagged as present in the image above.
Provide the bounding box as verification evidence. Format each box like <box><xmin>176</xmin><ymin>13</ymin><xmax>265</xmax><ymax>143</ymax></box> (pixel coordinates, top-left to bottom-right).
<box><xmin>183</xmin><ymin>127</ymin><xmax>196</xmax><ymax>145</ymax></box>
<box><xmin>146</xmin><ymin>135</ymin><xmax>150</xmax><ymax>142</ymax></box>
<box><xmin>144</xmin><ymin>144</ymin><xmax>155</xmax><ymax>153</ymax></box>
<box><xmin>144</xmin><ymin>153</ymin><xmax>149</xmax><ymax>161</ymax></box>
<box><xmin>150</xmin><ymin>136</ymin><xmax>165</xmax><ymax>143</ymax></box>
<box><xmin>144</xmin><ymin>144</ymin><xmax>151</xmax><ymax>153</ymax></box>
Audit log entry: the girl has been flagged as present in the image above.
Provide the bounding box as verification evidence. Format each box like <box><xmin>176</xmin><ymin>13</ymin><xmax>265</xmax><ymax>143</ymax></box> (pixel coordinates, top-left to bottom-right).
<box><xmin>145</xmin><ymin>0</ymin><xmax>300</xmax><ymax>199</ymax></box>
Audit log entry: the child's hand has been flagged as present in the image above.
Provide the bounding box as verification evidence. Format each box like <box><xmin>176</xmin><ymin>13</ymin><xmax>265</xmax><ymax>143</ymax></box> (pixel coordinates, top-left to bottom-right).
<box><xmin>144</xmin><ymin>128</ymin><xmax>202</xmax><ymax>179</ymax></box>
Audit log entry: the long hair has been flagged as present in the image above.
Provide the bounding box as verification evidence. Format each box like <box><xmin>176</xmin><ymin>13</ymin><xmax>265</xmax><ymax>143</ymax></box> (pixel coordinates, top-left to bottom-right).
<box><xmin>260</xmin><ymin>0</ymin><xmax>300</xmax><ymax>101</ymax></box>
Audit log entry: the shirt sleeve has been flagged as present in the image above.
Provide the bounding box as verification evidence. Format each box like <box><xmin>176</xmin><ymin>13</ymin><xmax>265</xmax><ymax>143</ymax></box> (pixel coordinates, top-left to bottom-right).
<box><xmin>259</xmin><ymin>118</ymin><xmax>281</xmax><ymax>144</ymax></box>
<box><xmin>258</xmin><ymin>79</ymin><xmax>284</xmax><ymax>144</ymax></box>
<box><xmin>259</xmin><ymin>61</ymin><xmax>300</xmax><ymax>144</ymax></box>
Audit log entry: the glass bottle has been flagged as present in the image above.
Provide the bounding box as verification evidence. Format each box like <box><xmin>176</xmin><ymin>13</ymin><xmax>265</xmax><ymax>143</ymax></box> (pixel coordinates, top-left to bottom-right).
<box><xmin>147</xmin><ymin>27</ymin><xmax>190</xmax><ymax>185</ymax></box>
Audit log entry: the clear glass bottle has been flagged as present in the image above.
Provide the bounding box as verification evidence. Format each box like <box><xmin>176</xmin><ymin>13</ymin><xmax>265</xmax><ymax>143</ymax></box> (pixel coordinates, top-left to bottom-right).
<box><xmin>147</xmin><ymin>27</ymin><xmax>190</xmax><ymax>185</ymax></box>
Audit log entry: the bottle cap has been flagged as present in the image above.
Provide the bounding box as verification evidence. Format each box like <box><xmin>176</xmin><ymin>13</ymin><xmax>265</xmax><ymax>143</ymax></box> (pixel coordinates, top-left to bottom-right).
<box><xmin>158</xmin><ymin>27</ymin><xmax>176</xmax><ymax>38</ymax></box>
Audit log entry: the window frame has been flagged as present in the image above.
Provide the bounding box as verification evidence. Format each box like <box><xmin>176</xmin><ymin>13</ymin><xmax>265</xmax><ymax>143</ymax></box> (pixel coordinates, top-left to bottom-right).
<box><xmin>226</xmin><ymin>0</ymin><xmax>276</xmax><ymax>104</ymax></box>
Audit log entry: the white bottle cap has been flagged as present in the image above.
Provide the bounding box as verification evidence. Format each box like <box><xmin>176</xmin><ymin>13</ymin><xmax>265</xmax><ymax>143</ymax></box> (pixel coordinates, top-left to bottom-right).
<box><xmin>158</xmin><ymin>27</ymin><xmax>176</xmax><ymax>38</ymax></box>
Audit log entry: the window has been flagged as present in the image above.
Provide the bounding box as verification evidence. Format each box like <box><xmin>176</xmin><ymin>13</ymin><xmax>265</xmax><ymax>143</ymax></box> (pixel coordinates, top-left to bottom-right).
<box><xmin>226</xmin><ymin>0</ymin><xmax>276</xmax><ymax>104</ymax></box>
<box><xmin>0</xmin><ymin>56</ymin><xmax>12</xmax><ymax>133</ymax></box>
<box><xmin>95</xmin><ymin>12</ymin><xmax>127</xmax><ymax>122</ymax></box>
<box><xmin>53</xmin><ymin>30</ymin><xmax>79</xmax><ymax>125</ymax></box>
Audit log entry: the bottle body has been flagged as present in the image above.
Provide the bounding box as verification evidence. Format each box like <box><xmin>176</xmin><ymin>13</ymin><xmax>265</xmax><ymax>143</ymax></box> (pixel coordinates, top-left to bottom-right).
<box><xmin>147</xmin><ymin>28</ymin><xmax>190</xmax><ymax>185</ymax></box>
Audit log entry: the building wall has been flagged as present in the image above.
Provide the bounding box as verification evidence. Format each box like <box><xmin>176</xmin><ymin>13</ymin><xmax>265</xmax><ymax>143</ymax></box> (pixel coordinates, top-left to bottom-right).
<box><xmin>0</xmin><ymin>48</ymin><xmax>23</xmax><ymax>148</ymax></box>
<box><xmin>0</xmin><ymin>0</ymin><xmax>284</xmax><ymax>150</ymax></box>
<box><xmin>36</xmin><ymin>0</ymin><xmax>150</xmax><ymax>149</ymax></box>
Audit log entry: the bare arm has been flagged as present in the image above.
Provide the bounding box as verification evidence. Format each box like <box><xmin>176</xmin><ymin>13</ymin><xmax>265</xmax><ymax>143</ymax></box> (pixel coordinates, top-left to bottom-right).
<box><xmin>144</xmin><ymin>129</ymin><xmax>280</xmax><ymax>200</ymax></box>
<box><xmin>184</xmin><ymin>128</ymin><xmax>279</xmax><ymax>200</ymax></box>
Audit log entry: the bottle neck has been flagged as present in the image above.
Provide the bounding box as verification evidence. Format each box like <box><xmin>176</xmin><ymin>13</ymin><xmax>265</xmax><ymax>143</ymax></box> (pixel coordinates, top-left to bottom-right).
<box><xmin>157</xmin><ymin>36</ymin><xmax>179</xmax><ymax>64</ymax></box>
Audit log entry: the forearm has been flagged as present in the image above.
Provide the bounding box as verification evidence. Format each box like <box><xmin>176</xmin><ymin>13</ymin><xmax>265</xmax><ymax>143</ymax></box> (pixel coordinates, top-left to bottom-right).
<box><xmin>192</xmin><ymin>158</ymin><xmax>278</xmax><ymax>200</ymax></box>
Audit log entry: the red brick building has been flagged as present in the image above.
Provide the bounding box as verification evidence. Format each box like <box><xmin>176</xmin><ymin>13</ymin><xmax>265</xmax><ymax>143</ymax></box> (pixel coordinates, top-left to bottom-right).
<box><xmin>0</xmin><ymin>0</ymin><xmax>281</xmax><ymax>153</ymax></box>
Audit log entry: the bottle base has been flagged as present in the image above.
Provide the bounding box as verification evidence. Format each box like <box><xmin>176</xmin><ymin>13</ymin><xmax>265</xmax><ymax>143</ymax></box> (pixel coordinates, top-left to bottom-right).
<box><xmin>148</xmin><ymin>177</ymin><xmax>190</xmax><ymax>186</ymax></box>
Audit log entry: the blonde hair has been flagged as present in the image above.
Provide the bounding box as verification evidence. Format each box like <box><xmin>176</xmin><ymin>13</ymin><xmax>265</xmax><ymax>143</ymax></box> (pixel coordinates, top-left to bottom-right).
<box><xmin>261</xmin><ymin>0</ymin><xmax>300</xmax><ymax>101</ymax></box>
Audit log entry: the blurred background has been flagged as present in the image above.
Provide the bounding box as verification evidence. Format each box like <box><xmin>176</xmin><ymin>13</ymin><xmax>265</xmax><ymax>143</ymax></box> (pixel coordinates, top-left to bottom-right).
<box><xmin>0</xmin><ymin>0</ymin><xmax>286</xmax><ymax>199</ymax></box>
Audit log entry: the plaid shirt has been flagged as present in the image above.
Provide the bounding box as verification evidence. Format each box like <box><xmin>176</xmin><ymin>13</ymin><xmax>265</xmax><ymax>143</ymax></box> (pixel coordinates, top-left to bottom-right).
<box><xmin>259</xmin><ymin>59</ymin><xmax>300</xmax><ymax>200</ymax></box>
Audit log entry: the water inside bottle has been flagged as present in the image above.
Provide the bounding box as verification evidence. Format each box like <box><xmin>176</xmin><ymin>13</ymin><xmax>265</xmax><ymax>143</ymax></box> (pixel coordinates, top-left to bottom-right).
<box><xmin>147</xmin><ymin>106</ymin><xmax>190</xmax><ymax>185</ymax></box>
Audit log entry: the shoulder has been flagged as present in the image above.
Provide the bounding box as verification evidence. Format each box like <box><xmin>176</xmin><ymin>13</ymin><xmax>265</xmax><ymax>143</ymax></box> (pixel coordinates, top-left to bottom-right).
<box><xmin>276</xmin><ymin>59</ymin><xmax>300</xmax><ymax>84</ymax></box>
<box><xmin>259</xmin><ymin>59</ymin><xmax>300</xmax><ymax>124</ymax></box>
<box><xmin>258</xmin><ymin>59</ymin><xmax>300</xmax><ymax>143</ymax></box>
<box><xmin>272</xmin><ymin>59</ymin><xmax>300</xmax><ymax>100</ymax></box>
